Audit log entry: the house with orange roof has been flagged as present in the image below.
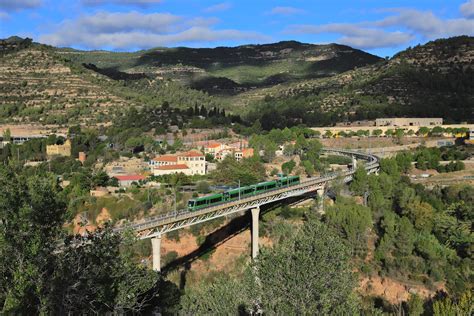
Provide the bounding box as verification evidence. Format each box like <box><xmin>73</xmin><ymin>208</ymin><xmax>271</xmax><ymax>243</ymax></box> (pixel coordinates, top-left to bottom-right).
<box><xmin>151</xmin><ymin>150</ymin><xmax>206</xmax><ymax>176</ymax></box>
<box><xmin>196</xmin><ymin>141</ymin><xmax>225</xmax><ymax>155</ymax></box>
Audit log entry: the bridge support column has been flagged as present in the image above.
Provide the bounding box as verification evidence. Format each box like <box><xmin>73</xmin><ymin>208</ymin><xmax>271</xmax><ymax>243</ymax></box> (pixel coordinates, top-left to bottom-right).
<box><xmin>317</xmin><ymin>185</ymin><xmax>325</xmax><ymax>213</ymax></box>
<box><xmin>352</xmin><ymin>155</ymin><xmax>357</xmax><ymax>170</ymax></box>
<box><xmin>251</xmin><ymin>207</ymin><xmax>260</xmax><ymax>259</ymax></box>
<box><xmin>151</xmin><ymin>234</ymin><xmax>162</xmax><ymax>272</ymax></box>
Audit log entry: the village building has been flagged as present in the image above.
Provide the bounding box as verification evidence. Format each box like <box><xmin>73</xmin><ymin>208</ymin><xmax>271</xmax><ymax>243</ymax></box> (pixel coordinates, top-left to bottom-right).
<box><xmin>375</xmin><ymin>118</ymin><xmax>443</xmax><ymax>127</ymax></box>
<box><xmin>46</xmin><ymin>139</ymin><xmax>72</xmax><ymax>157</ymax></box>
<box><xmin>197</xmin><ymin>139</ymin><xmax>253</xmax><ymax>161</ymax></box>
<box><xmin>151</xmin><ymin>150</ymin><xmax>206</xmax><ymax>176</ymax></box>
<box><xmin>114</xmin><ymin>174</ymin><xmax>146</xmax><ymax>187</ymax></box>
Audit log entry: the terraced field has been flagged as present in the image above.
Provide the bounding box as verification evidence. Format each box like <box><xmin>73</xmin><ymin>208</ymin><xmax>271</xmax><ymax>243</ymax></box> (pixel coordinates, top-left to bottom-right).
<box><xmin>0</xmin><ymin>47</ymin><xmax>132</xmax><ymax>124</ymax></box>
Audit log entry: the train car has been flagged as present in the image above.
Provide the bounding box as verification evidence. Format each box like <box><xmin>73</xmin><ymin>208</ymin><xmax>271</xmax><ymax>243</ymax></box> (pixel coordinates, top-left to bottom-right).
<box><xmin>187</xmin><ymin>193</ymin><xmax>224</xmax><ymax>211</ymax></box>
<box><xmin>253</xmin><ymin>180</ymin><xmax>278</xmax><ymax>194</ymax></box>
<box><xmin>187</xmin><ymin>175</ymin><xmax>301</xmax><ymax>211</ymax></box>
<box><xmin>277</xmin><ymin>175</ymin><xmax>300</xmax><ymax>187</ymax></box>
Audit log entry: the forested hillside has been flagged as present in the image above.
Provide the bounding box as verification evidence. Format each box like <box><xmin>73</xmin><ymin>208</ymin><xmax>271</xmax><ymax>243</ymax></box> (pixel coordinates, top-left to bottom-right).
<box><xmin>245</xmin><ymin>36</ymin><xmax>474</xmax><ymax>129</ymax></box>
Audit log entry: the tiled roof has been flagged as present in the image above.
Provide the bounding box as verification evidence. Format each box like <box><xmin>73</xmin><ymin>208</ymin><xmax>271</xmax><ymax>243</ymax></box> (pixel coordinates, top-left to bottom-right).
<box><xmin>206</xmin><ymin>142</ymin><xmax>222</xmax><ymax>148</ymax></box>
<box><xmin>154</xmin><ymin>155</ymin><xmax>178</xmax><ymax>162</ymax></box>
<box><xmin>114</xmin><ymin>175</ymin><xmax>145</xmax><ymax>181</ymax></box>
<box><xmin>155</xmin><ymin>164</ymin><xmax>189</xmax><ymax>170</ymax></box>
<box><xmin>180</xmin><ymin>150</ymin><xmax>204</xmax><ymax>157</ymax></box>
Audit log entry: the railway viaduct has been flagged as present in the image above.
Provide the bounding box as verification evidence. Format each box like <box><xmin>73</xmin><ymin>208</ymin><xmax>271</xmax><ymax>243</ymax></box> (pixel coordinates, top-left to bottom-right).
<box><xmin>116</xmin><ymin>148</ymin><xmax>380</xmax><ymax>271</ymax></box>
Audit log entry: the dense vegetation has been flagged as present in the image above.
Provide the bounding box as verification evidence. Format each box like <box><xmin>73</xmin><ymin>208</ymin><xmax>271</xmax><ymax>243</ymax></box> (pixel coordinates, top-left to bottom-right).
<box><xmin>347</xmin><ymin>154</ymin><xmax>473</xmax><ymax>299</ymax></box>
<box><xmin>0</xmin><ymin>164</ymin><xmax>180</xmax><ymax>314</ymax></box>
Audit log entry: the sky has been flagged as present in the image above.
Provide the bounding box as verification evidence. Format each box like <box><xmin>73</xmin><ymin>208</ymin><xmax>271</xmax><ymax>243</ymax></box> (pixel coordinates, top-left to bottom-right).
<box><xmin>0</xmin><ymin>0</ymin><xmax>473</xmax><ymax>56</ymax></box>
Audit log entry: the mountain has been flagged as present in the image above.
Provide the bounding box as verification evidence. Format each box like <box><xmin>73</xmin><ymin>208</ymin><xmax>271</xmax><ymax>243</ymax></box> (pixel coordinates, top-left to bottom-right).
<box><xmin>60</xmin><ymin>41</ymin><xmax>382</xmax><ymax>95</ymax></box>
<box><xmin>241</xmin><ymin>36</ymin><xmax>474</xmax><ymax>129</ymax></box>
<box><xmin>0</xmin><ymin>36</ymin><xmax>472</xmax><ymax>127</ymax></box>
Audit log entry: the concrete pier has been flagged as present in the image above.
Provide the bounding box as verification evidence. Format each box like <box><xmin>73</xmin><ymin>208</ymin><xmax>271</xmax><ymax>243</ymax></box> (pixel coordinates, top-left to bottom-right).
<box><xmin>352</xmin><ymin>155</ymin><xmax>357</xmax><ymax>170</ymax></box>
<box><xmin>317</xmin><ymin>185</ymin><xmax>325</xmax><ymax>213</ymax></box>
<box><xmin>151</xmin><ymin>235</ymin><xmax>162</xmax><ymax>272</ymax></box>
<box><xmin>251</xmin><ymin>207</ymin><xmax>260</xmax><ymax>259</ymax></box>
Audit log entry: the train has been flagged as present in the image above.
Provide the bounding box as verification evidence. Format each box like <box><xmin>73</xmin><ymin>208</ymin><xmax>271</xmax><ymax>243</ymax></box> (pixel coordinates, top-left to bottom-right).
<box><xmin>187</xmin><ymin>175</ymin><xmax>300</xmax><ymax>211</ymax></box>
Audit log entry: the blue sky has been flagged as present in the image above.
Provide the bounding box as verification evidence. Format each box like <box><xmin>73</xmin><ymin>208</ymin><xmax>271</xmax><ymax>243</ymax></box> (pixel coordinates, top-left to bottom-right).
<box><xmin>1</xmin><ymin>0</ymin><xmax>473</xmax><ymax>56</ymax></box>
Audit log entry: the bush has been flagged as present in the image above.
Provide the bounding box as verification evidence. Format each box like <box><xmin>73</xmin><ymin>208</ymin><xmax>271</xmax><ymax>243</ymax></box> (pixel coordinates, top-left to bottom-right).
<box><xmin>162</xmin><ymin>251</ymin><xmax>178</xmax><ymax>265</ymax></box>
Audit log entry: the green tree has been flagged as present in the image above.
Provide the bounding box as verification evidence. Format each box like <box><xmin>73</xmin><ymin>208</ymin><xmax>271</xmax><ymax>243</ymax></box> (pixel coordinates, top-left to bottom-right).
<box><xmin>407</xmin><ymin>293</ymin><xmax>424</xmax><ymax>316</ymax></box>
<box><xmin>256</xmin><ymin>218</ymin><xmax>359</xmax><ymax>314</ymax></box>
<box><xmin>0</xmin><ymin>166</ymin><xmax>168</xmax><ymax>314</ymax></box>
<box><xmin>301</xmin><ymin>160</ymin><xmax>315</xmax><ymax>176</ymax></box>
<box><xmin>196</xmin><ymin>181</ymin><xmax>210</xmax><ymax>194</ymax></box>
<box><xmin>180</xmin><ymin>273</ymin><xmax>255</xmax><ymax>315</ymax></box>
<box><xmin>372</xmin><ymin>129</ymin><xmax>383</xmax><ymax>137</ymax></box>
<box><xmin>2</xmin><ymin>128</ymin><xmax>11</xmax><ymax>142</ymax></box>
<box><xmin>1</xmin><ymin>167</ymin><xmax>66</xmax><ymax>314</ymax></box>
<box><xmin>325</xmin><ymin>198</ymin><xmax>372</xmax><ymax>257</ymax></box>
<box><xmin>50</xmin><ymin>227</ymin><xmax>162</xmax><ymax>314</ymax></box>
<box><xmin>282</xmin><ymin>159</ymin><xmax>296</xmax><ymax>174</ymax></box>
<box><xmin>350</xmin><ymin>166</ymin><xmax>369</xmax><ymax>195</ymax></box>
<box><xmin>417</xmin><ymin>126</ymin><xmax>430</xmax><ymax>136</ymax></box>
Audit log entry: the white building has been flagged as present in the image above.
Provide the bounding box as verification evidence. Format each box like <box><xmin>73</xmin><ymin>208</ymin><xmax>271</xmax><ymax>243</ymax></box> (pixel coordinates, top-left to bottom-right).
<box><xmin>151</xmin><ymin>150</ymin><xmax>206</xmax><ymax>176</ymax></box>
<box><xmin>375</xmin><ymin>118</ymin><xmax>443</xmax><ymax>127</ymax></box>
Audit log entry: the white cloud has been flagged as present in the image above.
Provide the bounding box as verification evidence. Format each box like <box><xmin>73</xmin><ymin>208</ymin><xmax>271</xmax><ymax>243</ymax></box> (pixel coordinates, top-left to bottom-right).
<box><xmin>286</xmin><ymin>6</ymin><xmax>474</xmax><ymax>50</ymax></box>
<box><xmin>203</xmin><ymin>2</ymin><xmax>232</xmax><ymax>13</ymax></box>
<box><xmin>372</xmin><ymin>8</ymin><xmax>474</xmax><ymax>39</ymax></box>
<box><xmin>81</xmin><ymin>0</ymin><xmax>162</xmax><ymax>7</ymax></box>
<box><xmin>39</xmin><ymin>11</ymin><xmax>269</xmax><ymax>50</ymax></box>
<box><xmin>269</xmin><ymin>6</ymin><xmax>305</xmax><ymax>15</ymax></box>
<box><xmin>0</xmin><ymin>0</ymin><xmax>41</xmax><ymax>11</ymax></box>
<box><xmin>289</xmin><ymin>24</ymin><xmax>413</xmax><ymax>49</ymax></box>
<box><xmin>460</xmin><ymin>0</ymin><xmax>474</xmax><ymax>19</ymax></box>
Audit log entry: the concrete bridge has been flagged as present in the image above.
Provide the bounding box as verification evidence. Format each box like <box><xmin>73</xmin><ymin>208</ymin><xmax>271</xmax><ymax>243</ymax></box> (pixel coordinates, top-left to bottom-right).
<box><xmin>116</xmin><ymin>148</ymin><xmax>380</xmax><ymax>271</ymax></box>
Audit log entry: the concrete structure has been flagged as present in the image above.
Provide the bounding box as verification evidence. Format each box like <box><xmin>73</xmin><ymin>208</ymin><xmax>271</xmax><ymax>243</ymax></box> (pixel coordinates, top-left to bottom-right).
<box><xmin>251</xmin><ymin>207</ymin><xmax>260</xmax><ymax>259</ymax></box>
<box><xmin>117</xmin><ymin>148</ymin><xmax>380</xmax><ymax>271</ymax></box>
<box><xmin>151</xmin><ymin>150</ymin><xmax>206</xmax><ymax>176</ymax></box>
<box><xmin>154</xmin><ymin>164</ymin><xmax>193</xmax><ymax>176</ymax></box>
<box><xmin>375</xmin><ymin>118</ymin><xmax>443</xmax><ymax>127</ymax></box>
<box><xmin>316</xmin><ymin>185</ymin><xmax>325</xmax><ymax>214</ymax></box>
<box><xmin>114</xmin><ymin>174</ymin><xmax>146</xmax><ymax>187</ymax></box>
<box><xmin>151</xmin><ymin>235</ymin><xmax>161</xmax><ymax>271</ymax></box>
<box><xmin>311</xmin><ymin>124</ymin><xmax>474</xmax><ymax>138</ymax></box>
<box><xmin>46</xmin><ymin>139</ymin><xmax>72</xmax><ymax>157</ymax></box>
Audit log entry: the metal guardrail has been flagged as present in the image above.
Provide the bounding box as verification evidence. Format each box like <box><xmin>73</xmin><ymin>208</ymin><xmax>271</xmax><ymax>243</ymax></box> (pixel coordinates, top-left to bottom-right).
<box><xmin>115</xmin><ymin>148</ymin><xmax>379</xmax><ymax>235</ymax></box>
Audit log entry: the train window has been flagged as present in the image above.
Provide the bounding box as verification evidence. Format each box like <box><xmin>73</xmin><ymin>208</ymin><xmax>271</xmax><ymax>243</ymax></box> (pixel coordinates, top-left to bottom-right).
<box><xmin>230</xmin><ymin>193</ymin><xmax>239</xmax><ymax>198</ymax></box>
<box><xmin>188</xmin><ymin>201</ymin><xmax>195</xmax><ymax>207</ymax></box>
<box><xmin>244</xmin><ymin>189</ymin><xmax>253</xmax><ymax>194</ymax></box>
<box><xmin>197</xmin><ymin>200</ymin><xmax>206</xmax><ymax>206</ymax></box>
<box><xmin>210</xmin><ymin>197</ymin><xmax>222</xmax><ymax>203</ymax></box>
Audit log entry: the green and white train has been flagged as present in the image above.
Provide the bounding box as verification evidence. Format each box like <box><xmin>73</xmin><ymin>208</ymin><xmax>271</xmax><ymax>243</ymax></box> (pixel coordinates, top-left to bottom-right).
<box><xmin>187</xmin><ymin>175</ymin><xmax>300</xmax><ymax>211</ymax></box>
